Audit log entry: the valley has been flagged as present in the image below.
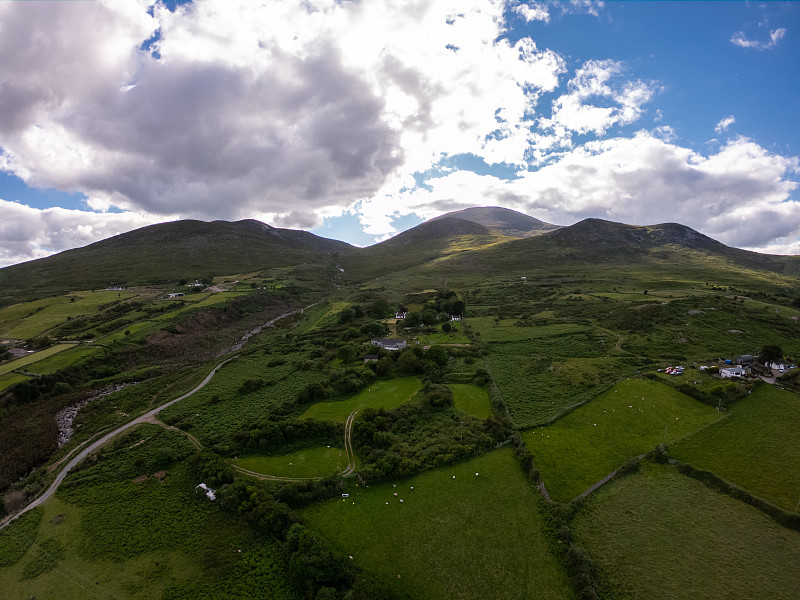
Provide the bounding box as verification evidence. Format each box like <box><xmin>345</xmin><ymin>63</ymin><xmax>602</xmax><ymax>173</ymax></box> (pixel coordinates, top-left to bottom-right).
<box><xmin>1</xmin><ymin>208</ymin><xmax>799</xmax><ymax>599</ymax></box>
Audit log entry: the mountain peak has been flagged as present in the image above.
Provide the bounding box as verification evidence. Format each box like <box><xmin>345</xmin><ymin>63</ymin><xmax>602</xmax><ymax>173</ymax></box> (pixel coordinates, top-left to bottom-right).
<box><xmin>431</xmin><ymin>206</ymin><xmax>559</xmax><ymax>238</ymax></box>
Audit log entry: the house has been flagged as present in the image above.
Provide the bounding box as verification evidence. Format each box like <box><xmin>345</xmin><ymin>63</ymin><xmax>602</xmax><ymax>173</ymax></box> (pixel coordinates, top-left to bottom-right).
<box><xmin>167</xmin><ymin>292</ymin><xmax>185</xmax><ymax>299</ymax></box>
<box><xmin>395</xmin><ymin>312</ymin><xmax>407</xmax><ymax>319</ymax></box>
<box><xmin>450</xmin><ymin>315</ymin><xmax>462</xmax><ymax>321</ymax></box>
<box><xmin>8</xmin><ymin>348</ymin><xmax>32</xmax><ymax>359</ymax></box>
<box><xmin>363</xmin><ymin>354</ymin><xmax>379</xmax><ymax>363</ymax></box>
<box><xmin>720</xmin><ymin>366</ymin><xmax>747</xmax><ymax>378</ymax></box>
<box><xmin>370</xmin><ymin>338</ymin><xmax>407</xmax><ymax>351</ymax></box>
<box><xmin>736</xmin><ymin>355</ymin><xmax>756</xmax><ymax>366</ymax></box>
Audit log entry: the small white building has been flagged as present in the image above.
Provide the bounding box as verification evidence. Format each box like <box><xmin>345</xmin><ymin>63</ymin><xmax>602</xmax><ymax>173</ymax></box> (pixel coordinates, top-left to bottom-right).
<box><xmin>395</xmin><ymin>312</ymin><xmax>407</xmax><ymax>319</ymax></box>
<box><xmin>720</xmin><ymin>366</ymin><xmax>747</xmax><ymax>378</ymax></box>
<box><xmin>371</xmin><ymin>338</ymin><xmax>407</xmax><ymax>351</ymax></box>
<box><xmin>167</xmin><ymin>292</ymin><xmax>185</xmax><ymax>299</ymax></box>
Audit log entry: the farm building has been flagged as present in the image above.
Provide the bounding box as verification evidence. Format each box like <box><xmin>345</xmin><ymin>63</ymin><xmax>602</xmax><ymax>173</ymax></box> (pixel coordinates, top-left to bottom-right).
<box><xmin>363</xmin><ymin>354</ymin><xmax>379</xmax><ymax>363</ymax></box>
<box><xmin>736</xmin><ymin>355</ymin><xmax>756</xmax><ymax>365</ymax></box>
<box><xmin>371</xmin><ymin>338</ymin><xmax>407</xmax><ymax>351</ymax></box>
<box><xmin>167</xmin><ymin>292</ymin><xmax>185</xmax><ymax>298</ymax></box>
<box><xmin>720</xmin><ymin>366</ymin><xmax>747</xmax><ymax>378</ymax></box>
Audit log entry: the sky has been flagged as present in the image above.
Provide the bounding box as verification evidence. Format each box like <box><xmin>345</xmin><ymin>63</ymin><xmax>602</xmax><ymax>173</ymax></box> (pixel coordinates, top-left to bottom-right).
<box><xmin>0</xmin><ymin>0</ymin><xmax>799</xmax><ymax>268</ymax></box>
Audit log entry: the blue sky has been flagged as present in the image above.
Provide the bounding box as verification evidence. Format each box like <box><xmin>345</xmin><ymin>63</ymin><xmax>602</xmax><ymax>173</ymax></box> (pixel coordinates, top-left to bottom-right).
<box><xmin>0</xmin><ymin>0</ymin><xmax>798</xmax><ymax>265</ymax></box>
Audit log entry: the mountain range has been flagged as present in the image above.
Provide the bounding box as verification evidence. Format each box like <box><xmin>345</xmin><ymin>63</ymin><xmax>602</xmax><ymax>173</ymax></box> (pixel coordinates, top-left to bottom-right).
<box><xmin>1</xmin><ymin>206</ymin><xmax>798</xmax><ymax>305</ymax></box>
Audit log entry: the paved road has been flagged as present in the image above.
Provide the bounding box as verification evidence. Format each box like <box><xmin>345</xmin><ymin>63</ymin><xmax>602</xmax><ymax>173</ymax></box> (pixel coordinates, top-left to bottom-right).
<box><xmin>0</xmin><ymin>356</ymin><xmax>236</xmax><ymax>531</ymax></box>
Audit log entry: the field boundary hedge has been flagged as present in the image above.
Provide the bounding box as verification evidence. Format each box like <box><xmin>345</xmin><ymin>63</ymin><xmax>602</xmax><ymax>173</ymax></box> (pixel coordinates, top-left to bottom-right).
<box><xmin>664</xmin><ymin>457</ymin><xmax>800</xmax><ymax>532</ymax></box>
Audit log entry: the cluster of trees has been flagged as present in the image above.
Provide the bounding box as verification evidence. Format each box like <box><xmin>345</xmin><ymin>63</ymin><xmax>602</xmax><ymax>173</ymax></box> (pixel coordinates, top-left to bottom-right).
<box><xmin>232</xmin><ymin>418</ymin><xmax>342</xmax><ymax>456</ymax></box>
<box><xmin>351</xmin><ymin>395</ymin><xmax>509</xmax><ymax>482</ymax></box>
<box><xmin>190</xmin><ymin>451</ymin><xmax>383</xmax><ymax>599</ymax></box>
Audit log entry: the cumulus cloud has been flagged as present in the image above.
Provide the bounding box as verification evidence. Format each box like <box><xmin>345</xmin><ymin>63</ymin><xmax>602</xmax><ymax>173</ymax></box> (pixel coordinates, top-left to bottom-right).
<box><xmin>547</xmin><ymin>60</ymin><xmax>654</xmax><ymax>137</ymax></box>
<box><xmin>730</xmin><ymin>27</ymin><xmax>786</xmax><ymax>50</ymax></box>
<box><xmin>715</xmin><ymin>115</ymin><xmax>735</xmax><ymax>134</ymax></box>
<box><xmin>0</xmin><ymin>0</ymin><xmax>565</xmax><ymax>233</ymax></box>
<box><xmin>0</xmin><ymin>0</ymin><xmax>797</xmax><ymax>266</ymax></box>
<box><xmin>359</xmin><ymin>133</ymin><xmax>800</xmax><ymax>250</ymax></box>
<box><xmin>515</xmin><ymin>2</ymin><xmax>550</xmax><ymax>23</ymax></box>
<box><xmin>0</xmin><ymin>200</ymin><xmax>163</xmax><ymax>267</ymax></box>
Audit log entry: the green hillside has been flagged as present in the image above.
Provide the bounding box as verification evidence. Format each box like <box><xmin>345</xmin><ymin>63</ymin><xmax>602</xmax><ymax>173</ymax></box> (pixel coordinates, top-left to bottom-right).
<box><xmin>0</xmin><ymin>219</ymin><xmax>351</xmax><ymax>305</ymax></box>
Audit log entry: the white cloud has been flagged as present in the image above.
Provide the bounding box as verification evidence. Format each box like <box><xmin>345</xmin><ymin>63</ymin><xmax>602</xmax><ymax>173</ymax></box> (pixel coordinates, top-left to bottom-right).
<box><xmin>0</xmin><ymin>0</ymin><xmax>566</xmax><ymax>233</ymax></box>
<box><xmin>515</xmin><ymin>2</ymin><xmax>550</xmax><ymax>23</ymax></box>
<box><xmin>730</xmin><ymin>27</ymin><xmax>786</xmax><ymax>50</ymax></box>
<box><xmin>715</xmin><ymin>115</ymin><xmax>735</xmax><ymax>134</ymax></box>
<box><xmin>0</xmin><ymin>200</ymin><xmax>163</xmax><ymax>267</ymax></box>
<box><xmin>359</xmin><ymin>133</ymin><xmax>800</xmax><ymax>249</ymax></box>
<box><xmin>548</xmin><ymin>60</ymin><xmax>654</xmax><ymax>136</ymax></box>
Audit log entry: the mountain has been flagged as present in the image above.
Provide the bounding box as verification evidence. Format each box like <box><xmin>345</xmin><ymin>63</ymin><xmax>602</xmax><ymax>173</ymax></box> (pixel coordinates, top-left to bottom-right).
<box><xmin>430</xmin><ymin>206</ymin><xmax>559</xmax><ymax>238</ymax></box>
<box><xmin>0</xmin><ymin>219</ymin><xmax>353</xmax><ymax>305</ymax></box>
<box><xmin>404</xmin><ymin>217</ymin><xmax>800</xmax><ymax>289</ymax></box>
<box><xmin>340</xmin><ymin>216</ymin><xmax>505</xmax><ymax>281</ymax></box>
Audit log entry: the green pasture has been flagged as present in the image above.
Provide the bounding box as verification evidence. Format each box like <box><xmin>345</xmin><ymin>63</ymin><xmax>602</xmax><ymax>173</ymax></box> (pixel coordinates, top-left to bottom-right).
<box><xmin>95</xmin><ymin>319</ymin><xmax>161</xmax><ymax>343</ymax></box>
<box><xmin>524</xmin><ymin>378</ymin><xmax>722</xmax><ymax>502</ymax></box>
<box><xmin>573</xmin><ymin>463</ymin><xmax>800</xmax><ymax>599</ymax></box>
<box><xmin>303</xmin><ymin>448</ymin><xmax>571</xmax><ymax>600</ymax></box>
<box><xmin>0</xmin><ymin>425</ymin><xmax>297</xmax><ymax>600</ymax></box>
<box><xmin>671</xmin><ymin>385</ymin><xmax>800</xmax><ymax>512</ymax></box>
<box><xmin>24</xmin><ymin>345</ymin><xmax>100</xmax><ymax>375</ymax></box>
<box><xmin>159</xmin><ymin>351</ymin><xmax>327</xmax><ymax>443</ymax></box>
<box><xmin>489</xmin><ymin>350</ymin><xmax>633</xmax><ymax>428</ymax></box>
<box><xmin>450</xmin><ymin>384</ymin><xmax>492</xmax><ymax>419</ymax></box>
<box><xmin>233</xmin><ymin>446</ymin><xmax>346</xmax><ymax>478</ymax></box>
<box><xmin>468</xmin><ymin>317</ymin><xmax>589</xmax><ymax>343</ymax></box>
<box><xmin>300</xmin><ymin>377</ymin><xmax>422</xmax><ymax>423</ymax></box>
<box><xmin>0</xmin><ymin>291</ymin><xmax>137</xmax><ymax>339</ymax></box>
<box><xmin>417</xmin><ymin>327</ymin><xmax>471</xmax><ymax>346</ymax></box>
<box><xmin>0</xmin><ymin>344</ymin><xmax>76</xmax><ymax>376</ymax></box>
<box><xmin>0</xmin><ymin>372</ymin><xmax>30</xmax><ymax>393</ymax></box>
<box><xmin>296</xmin><ymin>301</ymin><xmax>350</xmax><ymax>333</ymax></box>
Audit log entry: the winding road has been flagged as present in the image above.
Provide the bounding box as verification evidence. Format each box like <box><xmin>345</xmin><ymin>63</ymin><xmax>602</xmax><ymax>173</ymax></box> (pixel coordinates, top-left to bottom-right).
<box><xmin>0</xmin><ymin>304</ymin><xmax>315</xmax><ymax>532</ymax></box>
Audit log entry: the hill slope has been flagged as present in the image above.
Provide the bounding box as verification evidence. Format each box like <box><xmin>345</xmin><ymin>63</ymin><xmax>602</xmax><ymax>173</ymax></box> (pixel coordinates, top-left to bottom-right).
<box><xmin>392</xmin><ymin>217</ymin><xmax>800</xmax><ymax>292</ymax></box>
<box><xmin>340</xmin><ymin>217</ymin><xmax>507</xmax><ymax>282</ymax></box>
<box><xmin>0</xmin><ymin>219</ymin><xmax>352</xmax><ymax>305</ymax></box>
<box><xmin>431</xmin><ymin>206</ymin><xmax>559</xmax><ymax>238</ymax></box>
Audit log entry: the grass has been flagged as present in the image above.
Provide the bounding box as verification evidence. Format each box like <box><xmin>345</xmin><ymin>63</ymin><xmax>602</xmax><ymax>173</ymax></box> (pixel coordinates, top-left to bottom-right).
<box><xmin>468</xmin><ymin>318</ymin><xmax>589</xmax><ymax>343</ymax></box>
<box><xmin>0</xmin><ymin>372</ymin><xmax>31</xmax><ymax>393</ymax></box>
<box><xmin>302</xmin><ymin>448</ymin><xmax>572</xmax><ymax>600</ymax></box>
<box><xmin>0</xmin><ymin>344</ymin><xmax>76</xmax><ymax>376</ymax></box>
<box><xmin>572</xmin><ymin>463</ymin><xmax>800</xmax><ymax>599</ymax></box>
<box><xmin>233</xmin><ymin>446</ymin><xmax>346</xmax><ymax>478</ymax></box>
<box><xmin>159</xmin><ymin>351</ymin><xmax>328</xmax><ymax>444</ymax></box>
<box><xmin>300</xmin><ymin>377</ymin><xmax>422</xmax><ymax>423</ymax></box>
<box><xmin>0</xmin><ymin>425</ymin><xmax>298</xmax><ymax>600</ymax></box>
<box><xmin>671</xmin><ymin>384</ymin><xmax>800</xmax><ymax>512</ymax></box>
<box><xmin>24</xmin><ymin>345</ymin><xmax>101</xmax><ymax>375</ymax></box>
<box><xmin>523</xmin><ymin>378</ymin><xmax>722</xmax><ymax>502</ymax></box>
<box><xmin>0</xmin><ymin>291</ymin><xmax>137</xmax><ymax>339</ymax></box>
<box><xmin>450</xmin><ymin>384</ymin><xmax>492</xmax><ymax>419</ymax></box>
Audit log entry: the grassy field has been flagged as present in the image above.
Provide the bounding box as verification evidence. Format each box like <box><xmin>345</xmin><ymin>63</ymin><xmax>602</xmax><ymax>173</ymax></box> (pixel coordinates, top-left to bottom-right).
<box><xmin>0</xmin><ymin>372</ymin><xmax>31</xmax><ymax>393</ymax></box>
<box><xmin>0</xmin><ymin>291</ymin><xmax>137</xmax><ymax>339</ymax></box>
<box><xmin>0</xmin><ymin>344</ymin><xmax>77</xmax><ymax>376</ymax></box>
<box><xmin>160</xmin><ymin>352</ymin><xmax>327</xmax><ymax>443</ymax></box>
<box><xmin>671</xmin><ymin>385</ymin><xmax>800</xmax><ymax>512</ymax></box>
<box><xmin>450</xmin><ymin>384</ymin><xmax>492</xmax><ymax>419</ymax></box>
<box><xmin>302</xmin><ymin>448</ymin><xmax>572</xmax><ymax>600</ymax></box>
<box><xmin>572</xmin><ymin>463</ymin><xmax>800</xmax><ymax>599</ymax></box>
<box><xmin>0</xmin><ymin>425</ymin><xmax>298</xmax><ymax>600</ymax></box>
<box><xmin>523</xmin><ymin>378</ymin><xmax>722</xmax><ymax>502</ymax></box>
<box><xmin>23</xmin><ymin>345</ymin><xmax>101</xmax><ymax>375</ymax></box>
<box><xmin>468</xmin><ymin>318</ymin><xmax>589</xmax><ymax>343</ymax></box>
<box><xmin>300</xmin><ymin>377</ymin><xmax>422</xmax><ymax>423</ymax></box>
<box><xmin>233</xmin><ymin>446</ymin><xmax>346</xmax><ymax>478</ymax></box>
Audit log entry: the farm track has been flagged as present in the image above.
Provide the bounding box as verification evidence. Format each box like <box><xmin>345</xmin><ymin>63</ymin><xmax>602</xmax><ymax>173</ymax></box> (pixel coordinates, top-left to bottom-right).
<box><xmin>0</xmin><ymin>304</ymin><xmax>314</xmax><ymax>532</ymax></box>
<box><xmin>341</xmin><ymin>406</ymin><xmax>362</xmax><ymax>476</ymax></box>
